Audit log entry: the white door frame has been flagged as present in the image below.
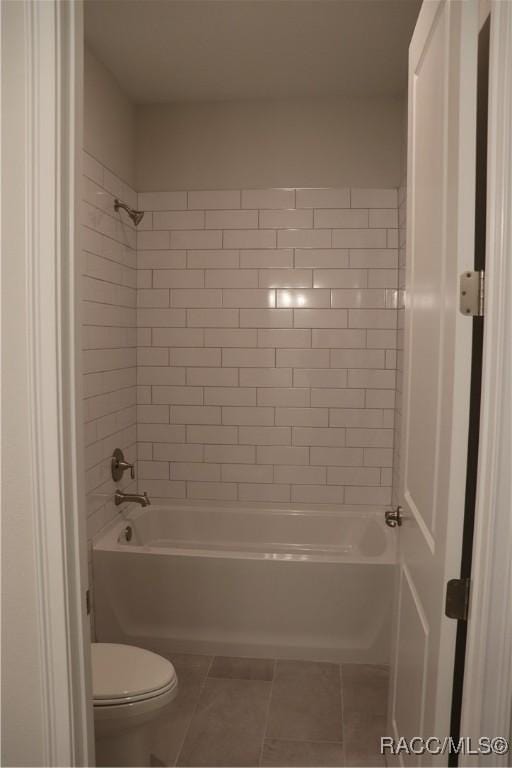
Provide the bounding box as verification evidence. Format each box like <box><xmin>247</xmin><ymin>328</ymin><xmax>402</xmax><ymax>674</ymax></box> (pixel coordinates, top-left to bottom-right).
<box><xmin>460</xmin><ymin>0</ymin><xmax>512</xmax><ymax>758</ymax></box>
<box><xmin>4</xmin><ymin>0</ymin><xmax>93</xmax><ymax>763</ymax></box>
<box><xmin>7</xmin><ymin>0</ymin><xmax>510</xmax><ymax>763</ymax></box>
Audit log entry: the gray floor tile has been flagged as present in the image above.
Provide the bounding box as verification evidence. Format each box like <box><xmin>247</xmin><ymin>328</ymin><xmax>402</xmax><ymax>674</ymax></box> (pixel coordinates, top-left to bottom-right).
<box><xmin>209</xmin><ymin>656</ymin><xmax>275</xmax><ymax>681</ymax></box>
<box><xmin>266</xmin><ymin>660</ymin><xmax>343</xmax><ymax>743</ymax></box>
<box><xmin>341</xmin><ymin>664</ymin><xmax>389</xmax><ymax>717</ymax></box>
<box><xmin>176</xmin><ymin>677</ymin><xmax>272</xmax><ymax>767</ymax></box>
<box><xmin>151</xmin><ymin>655</ymin><xmax>212</xmax><ymax>767</ymax></box>
<box><xmin>343</xmin><ymin>712</ymin><xmax>387</xmax><ymax>767</ymax></box>
<box><xmin>261</xmin><ymin>738</ymin><xmax>345</xmax><ymax>767</ymax></box>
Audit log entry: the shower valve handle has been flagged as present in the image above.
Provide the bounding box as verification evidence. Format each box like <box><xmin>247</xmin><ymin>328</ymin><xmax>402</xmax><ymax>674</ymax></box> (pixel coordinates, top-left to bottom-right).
<box><xmin>111</xmin><ymin>448</ymin><xmax>135</xmax><ymax>482</ymax></box>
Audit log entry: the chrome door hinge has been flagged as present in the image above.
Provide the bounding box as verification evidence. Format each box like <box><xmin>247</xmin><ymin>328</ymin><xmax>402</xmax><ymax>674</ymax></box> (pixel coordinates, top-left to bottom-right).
<box><xmin>445</xmin><ymin>578</ymin><xmax>470</xmax><ymax>621</ymax></box>
<box><xmin>460</xmin><ymin>270</ymin><xmax>485</xmax><ymax>316</ymax></box>
<box><xmin>85</xmin><ymin>589</ymin><xmax>91</xmax><ymax>616</ymax></box>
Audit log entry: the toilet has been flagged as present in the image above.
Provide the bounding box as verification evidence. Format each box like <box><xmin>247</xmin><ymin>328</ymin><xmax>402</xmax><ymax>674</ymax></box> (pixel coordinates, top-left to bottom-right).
<box><xmin>92</xmin><ymin>643</ymin><xmax>178</xmax><ymax>767</ymax></box>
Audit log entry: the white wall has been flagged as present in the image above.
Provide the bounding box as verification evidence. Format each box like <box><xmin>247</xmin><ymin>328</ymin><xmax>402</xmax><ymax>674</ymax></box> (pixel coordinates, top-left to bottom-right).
<box><xmin>84</xmin><ymin>46</ymin><xmax>135</xmax><ymax>187</ymax></box>
<box><xmin>135</xmin><ymin>97</ymin><xmax>404</xmax><ymax>192</ymax></box>
<box><xmin>1</xmin><ymin>1</ymin><xmax>47</xmax><ymax>761</ymax></box>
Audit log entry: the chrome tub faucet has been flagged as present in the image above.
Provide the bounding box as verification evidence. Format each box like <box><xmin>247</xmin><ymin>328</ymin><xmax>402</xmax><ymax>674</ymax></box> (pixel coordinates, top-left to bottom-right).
<box><xmin>115</xmin><ymin>490</ymin><xmax>151</xmax><ymax>507</ymax></box>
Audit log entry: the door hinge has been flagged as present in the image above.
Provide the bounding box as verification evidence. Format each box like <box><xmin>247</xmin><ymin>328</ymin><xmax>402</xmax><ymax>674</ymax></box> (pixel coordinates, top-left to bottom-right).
<box><xmin>445</xmin><ymin>578</ymin><xmax>470</xmax><ymax>621</ymax></box>
<box><xmin>460</xmin><ymin>270</ymin><xmax>485</xmax><ymax>316</ymax></box>
<box><xmin>85</xmin><ymin>589</ymin><xmax>91</xmax><ymax>616</ymax></box>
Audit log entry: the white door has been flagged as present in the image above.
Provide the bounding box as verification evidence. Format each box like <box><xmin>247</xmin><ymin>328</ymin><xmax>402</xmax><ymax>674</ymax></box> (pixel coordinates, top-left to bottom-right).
<box><xmin>389</xmin><ymin>0</ymin><xmax>478</xmax><ymax>763</ymax></box>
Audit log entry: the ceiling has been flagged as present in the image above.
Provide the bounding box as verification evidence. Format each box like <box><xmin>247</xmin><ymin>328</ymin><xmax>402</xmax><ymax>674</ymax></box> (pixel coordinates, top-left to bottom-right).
<box><xmin>85</xmin><ymin>0</ymin><xmax>421</xmax><ymax>104</ymax></box>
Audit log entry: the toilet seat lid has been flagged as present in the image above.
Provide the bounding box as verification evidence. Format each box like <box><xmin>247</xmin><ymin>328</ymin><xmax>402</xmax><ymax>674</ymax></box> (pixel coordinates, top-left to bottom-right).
<box><xmin>92</xmin><ymin>643</ymin><xmax>176</xmax><ymax>703</ymax></box>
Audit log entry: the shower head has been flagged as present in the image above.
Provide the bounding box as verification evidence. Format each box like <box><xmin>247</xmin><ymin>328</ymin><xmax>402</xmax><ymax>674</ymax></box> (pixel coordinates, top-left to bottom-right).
<box><xmin>114</xmin><ymin>198</ymin><xmax>145</xmax><ymax>226</ymax></box>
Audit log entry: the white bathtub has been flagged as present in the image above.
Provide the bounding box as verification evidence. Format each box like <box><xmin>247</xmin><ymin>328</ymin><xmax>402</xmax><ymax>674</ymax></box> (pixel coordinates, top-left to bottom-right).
<box><xmin>93</xmin><ymin>504</ymin><xmax>396</xmax><ymax>664</ymax></box>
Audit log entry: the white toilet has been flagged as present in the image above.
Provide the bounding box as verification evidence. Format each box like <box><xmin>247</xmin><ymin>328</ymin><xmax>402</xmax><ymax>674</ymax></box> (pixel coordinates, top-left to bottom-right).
<box><xmin>92</xmin><ymin>643</ymin><xmax>178</xmax><ymax>767</ymax></box>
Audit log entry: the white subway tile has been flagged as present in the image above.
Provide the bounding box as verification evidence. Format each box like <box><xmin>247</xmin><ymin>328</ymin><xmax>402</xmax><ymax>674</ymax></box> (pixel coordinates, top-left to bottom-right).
<box><xmin>143</xmin><ymin>480</ymin><xmax>186</xmax><ymax>498</ymax></box>
<box><xmin>294</xmin><ymin>249</ymin><xmax>349</xmax><ymax>269</ymax></box>
<box><xmin>386</xmin><ymin>350</ymin><xmax>397</xmax><ymax>369</ymax></box>
<box><xmin>205</xmin><ymin>210</ymin><xmax>258</xmax><ymax>229</ymax></box>
<box><xmin>152</xmin><ymin>386</ymin><xmax>204</xmax><ymax>405</ymax></box>
<box><xmin>310</xmin><ymin>389</ymin><xmax>365</xmax><ymax>408</ymax></box>
<box><xmin>186</xmin><ymin>425</ymin><xmax>238</xmax><ymax>444</ymax></box>
<box><xmin>257</xmin><ymin>388</ymin><xmax>309</xmax><ymax>408</ymax></box>
<box><xmin>153</xmin><ymin>210</ymin><xmax>204</xmax><ymax>230</ymax></box>
<box><xmin>387</xmin><ymin>229</ymin><xmax>399</xmax><ymax>248</ymax></box>
<box><xmin>259</xmin><ymin>270</ymin><xmax>312</xmax><ymax>289</ymax></box>
<box><xmin>240</xmin><ymin>249</ymin><xmax>294</xmax><ymax>268</ymax></box>
<box><xmin>348</xmin><ymin>309</ymin><xmax>397</xmax><ymax>329</ymax></box>
<box><xmin>260</xmin><ymin>209</ymin><xmax>313</xmax><ymax>229</ymax></box>
<box><xmin>187</xmin><ymin>308</ymin><xmax>239</xmax><ymax>327</ymax></box>
<box><xmin>171</xmin><ymin>463</ymin><xmax>221</xmax><ymax>482</ymax></box>
<box><xmin>381</xmin><ymin>468</ymin><xmax>393</xmax><ymax>486</ymax></box>
<box><xmin>188</xmin><ymin>190</ymin><xmax>240</xmax><ymax>209</ymax></box>
<box><xmin>369</xmin><ymin>209</ymin><xmax>398</xmax><ymax>228</ymax></box>
<box><xmin>239</xmin><ymin>368</ymin><xmax>292</xmax><ymax>388</ymax></box>
<box><xmin>238</xmin><ymin>426</ymin><xmax>291</xmax><ymax>445</ymax></box>
<box><xmin>293</xmin><ymin>427</ymin><xmax>346</xmax><ymax>446</ymax></box>
<box><xmin>171</xmin><ymin>289</ymin><xmax>222</xmax><ymax>307</ymax></box>
<box><xmin>171</xmin><ymin>230</ymin><xmax>223</xmax><ymax>250</ymax></box>
<box><xmin>296</xmin><ymin>188</ymin><xmax>350</xmax><ymax>208</ymax></box>
<box><xmin>293</xmin><ymin>310</ymin><xmax>348</xmax><ymax>328</ymax></box>
<box><xmin>205</xmin><ymin>329</ymin><xmax>257</xmax><ymax>347</ymax></box>
<box><xmin>187</xmin><ymin>250</ymin><xmax>239</xmax><ymax>269</ymax></box>
<box><xmin>138</xmin><ymin>308</ymin><xmax>186</xmax><ymax>327</ymax></box>
<box><xmin>137</xmin><ymin>289</ymin><xmax>170</xmax><ymax>308</ymax></box>
<box><xmin>137</xmin><ymin>230</ymin><xmax>170</xmax><ymax>250</ymax></box>
<box><xmin>276</xmin><ymin>289</ymin><xmax>330</xmax><ymax>308</ymax></box>
<box><xmin>138</xmin><ymin>424</ymin><xmax>186</xmax><ymax>443</ymax></box>
<box><xmin>345</xmin><ymin>486</ymin><xmax>392</xmax><ymax>505</ymax></box>
<box><xmin>82</xmin><ymin>152</ymin><xmax>103</xmax><ymax>184</ymax></box>
<box><xmin>223</xmin><ymin>289</ymin><xmax>275</xmax><ymax>308</ymax></box>
<box><xmin>239</xmin><ymin>484</ymin><xmax>291</xmax><ymax>502</ymax></box>
<box><xmin>256</xmin><ymin>446</ymin><xmax>309</xmax><ymax>465</ymax></box>
<box><xmin>368</xmin><ymin>269</ymin><xmax>398</xmax><ymax>288</ymax></box>
<box><xmin>242</xmin><ymin>189</ymin><xmax>295</xmax><ymax>209</ymax></box>
<box><xmin>363</xmin><ymin>448</ymin><xmax>393</xmax><ymax>467</ymax></box>
<box><xmin>171</xmin><ymin>406</ymin><xmax>221</xmax><ymax>425</ymax></box>
<box><xmin>277</xmin><ymin>229</ymin><xmax>331</xmax><ymax>249</ymax></box>
<box><xmin>224</xmin><ymin>230</ymin><xmax>276</xmax><ymax>249</ymax></box>
<box><xmin>327</xmin><ymin>467</ymin><xmax>381</xmax><ymax>486</ymax></box>
<box><xmin>330</xmin><ymin>349</ymin><xmax>386</xmax><ymax>368</ymax></box>
<box><xmin>313</xmin><ymin>270</ymin><xmax>367</xmax><ymax>288</ymax></box>
<box><xmin>137</xmin><ymin>348</ymin><xmax>169</xmax><ymax>366</ymax></box>
<box><xmin>138</xmin><ymin>367</ymin><xmax>186</xmax><ymax>385</ymax></box>
<box><xmin>276</xmin><ymin>408</ymin><xmax>328</xmax><ymax>427</ymax></box>
<box><xmin>310</xmin><ymin>447</ymin><xmax>364</xmax><ymax>466</ymax></box>
<box><xmin>222</xmin><ymin>406</ymin><xmax>274</xmax><ymax>425</ymax></box>
<box><xmin>257</xmin><ymin>329</ymin><xmax>311</xmax><ymax>348</ymax></box>
<box><xmin>138</xmin><ymin>191</ymin><xmax>187</xmax><ymax>210</ymax></box>
<box><xmin>137</xmin><ymin>270</ymin><xmax>152</xmax><ymax>289</ymax></box>
<box><xmin>206</xmin><ymin>269</ymin><xmax>258</xmax><ymax>288</ymax></box>
<box><xmin>276</xmin><ymin>349</ymin><xmax>329</xmax><ymax>368</ymax></box>
<box><xmin>276</xmin><ymin>466</ymin><xmax>326</xmax><ymax>484</ymax></box>
<box><xmin>350</xmin><ymin>188</ymin><xmax>397</xmax><ymax>208</ymax></box>
<box><xmin>137</xmin><ymin>385</ymin><xmax>151</xmax><ymax>404</ymax></box>
<box><xmin>365</xmin><ymin>390</ymin><xmax>396</xmax><ymax>408</ymax></box>
<box><xmin>188</xmin><ymin>482</ymin><xmax>237</xmax><ymax>500</ymax></box>
<box><xmin>333</xmin><ymin>229</ymin><xmax>387</xmax><ymax>248</ymax></box>
<box><xmin>349</xmin><ymin>249</ymin><xmax>398</xmax><ymax>268</ymax></box>
<box><xmin>138</xmin><ymin>250</ymin><xmax>187</xmax><ymax>269</ymax></box>
<box><xmin>205</xmin><ymin>387</ymin><xmax>256</xmax><ymax>406</ymax></box>
<box><xmin>314</xmin><ymin>209</ymin><xmax>368</xmax><ymax>228</ymax></box>
<box><xmin>331</xmin><ymin>289</ymin><xmax>386</xmax><ymax>309</ymax></box>
<box><xmin>348</xmin><ymin>369</ymin><xmax>396</xmax><ymax>389</ymax></box>
<box><xmin>294</xmin><ymin>369</ymin><xmax>348</xmax><ymax>388</ymax></box>
<box><xmin>346</xmin><ymin>428</ymin><xmax>393</xmax><ymax>447</ymax></box>
<box><xmin>138</xmin><ymin>461</ymin><xmax>170</xmax><ymax>480</ymax></box>
<box><xmin>170</xmin><ymin>348</ymin><xmax>221</xmax><ymax>367</ymax></box>
<box><xmin>186</xmin><ymin>368</ymin><xmax>238</xmax><ymax>386</ymax></box>
<box><xmin>292</xmin><ymin>485</ymin><xmax>343</xmax><ymax>504</ymax></box>
<box><xmin>329</xmin><ymin>409</ymin><xmax>387</xmax><ymax>428</ymax></box>
<box><xmin>221</xmin><ymin>464</ymin><xmax>273</xmax><ymax>483</ymax></box>
<box><xmin>204</xmin><ymin>445</ymin><xmax>255</xmax><ymax>463</ymax></box>
<box><xmin>153</xmin><ymin>443</ymin><xmax>203</xmax><ymax>462</ymax></box>
<box><xmin>240</xmin><ymin>309</ymin><xmax>292</xmax><ymax>328</ymax></box>
<box><xmin>222</xmin><ymin>348</ymin><xmax>275</xmax><ymax>367</ymax></box>
<box><xmin>137</xmin><ymin>443</ymin><xmax>152</xmax><ymax>460</ymax></box>
<box><xmin>152</xmin><ymin>328</ymin><xmax>204</xmax><ymax>346</ymax></box>
<box><xmin>312</xmin><ymin>329</ymin><xmax>366</xmax><ymax>348</ymax></box>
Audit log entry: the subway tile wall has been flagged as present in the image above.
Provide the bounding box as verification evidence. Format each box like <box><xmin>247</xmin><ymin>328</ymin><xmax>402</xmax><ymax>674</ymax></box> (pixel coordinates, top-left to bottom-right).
<box><xmin>81</xmin><ymin>151</ymin><xmax>138</xmax><ymax>544</ymax></box>
<box><xmin>392</xmin><ymin>175</ymin><xmax>407</xmax><ymax>504</ymax></box>
<box><xmin>136</xmin><ymin>187</ymin><xmax>398</xmax><ymax>506</ymax></box>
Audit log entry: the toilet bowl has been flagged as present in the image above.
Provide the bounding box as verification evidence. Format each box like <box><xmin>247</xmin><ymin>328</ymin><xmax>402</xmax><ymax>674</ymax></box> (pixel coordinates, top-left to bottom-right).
<box><xmin>92</xmin><ymin>643</ymin><xmax>178</xmax><ymax>767</ymax></box>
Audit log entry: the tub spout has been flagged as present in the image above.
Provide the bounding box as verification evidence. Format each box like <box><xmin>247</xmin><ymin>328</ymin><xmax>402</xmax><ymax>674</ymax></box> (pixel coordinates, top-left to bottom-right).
<box><xmin>115</xmin><ymin>490</ymin><xmax>151</xmax><ymax>507</ymax></box>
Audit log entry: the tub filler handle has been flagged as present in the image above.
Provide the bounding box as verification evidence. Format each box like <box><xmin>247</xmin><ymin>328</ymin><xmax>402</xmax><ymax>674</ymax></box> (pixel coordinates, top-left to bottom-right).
<box><xmin>111</xmin><ymin>448</ymin><xmax>135</xmax><ymax>481</ymax></box>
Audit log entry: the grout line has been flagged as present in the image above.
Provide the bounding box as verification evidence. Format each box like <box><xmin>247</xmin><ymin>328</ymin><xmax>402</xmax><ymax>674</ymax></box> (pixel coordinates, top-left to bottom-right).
<box><xmin>173</xmin><ymin>656</ymin><xmax>215</xmax><ymax>767</ymax></box>
<box><xmin>258</xmin><ymin>658</ymin><xmax>276</xmax><ymax>767</ymax></box>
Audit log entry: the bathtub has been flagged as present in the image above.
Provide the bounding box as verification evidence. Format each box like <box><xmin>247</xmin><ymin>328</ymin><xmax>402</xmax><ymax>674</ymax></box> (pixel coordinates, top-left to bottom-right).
<box><xmin>93</xmin><ymin>504</ymin><xmax>396</xmax><ymax>664</ymax></box>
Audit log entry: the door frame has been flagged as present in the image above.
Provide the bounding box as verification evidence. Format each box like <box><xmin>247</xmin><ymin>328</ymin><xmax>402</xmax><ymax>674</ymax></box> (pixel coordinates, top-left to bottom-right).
<box><xmin>460</xmin><ymin>0</ymin><xmax>512</xmax><ymax>757</ymax></box>
<box><xmin>10</xmin><ymin>0</ymin><xmax>511</xmax><ymax>762</ymax></box>
<box><xmin>4</xmin><ymin>0</ymin><xmax>94</xmax><ymax>763</ymax></box>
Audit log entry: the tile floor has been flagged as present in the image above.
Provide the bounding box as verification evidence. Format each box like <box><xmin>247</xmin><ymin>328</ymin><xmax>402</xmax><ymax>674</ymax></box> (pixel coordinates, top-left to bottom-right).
<box><xmin>151</xmin><ymin>654</ymin><xmax>389</xmax><ymax>767</ymax></box>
